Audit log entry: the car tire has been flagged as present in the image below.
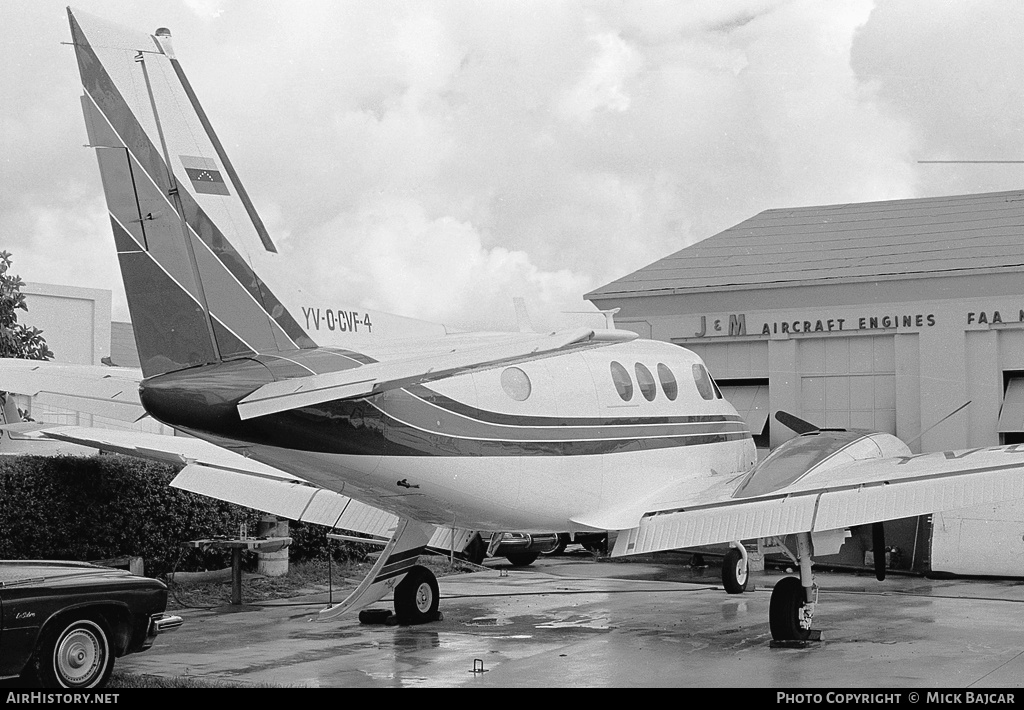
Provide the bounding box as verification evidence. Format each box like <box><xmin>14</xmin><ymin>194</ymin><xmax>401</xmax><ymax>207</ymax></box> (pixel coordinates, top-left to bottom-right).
<box><xmin>33</xmin><ymin>615</ymin><xmax>114</xmax><ymax>689</ymax></box>
<box><xmin>505</xmin><ymin>551</ymin><xmax>539</xmax><ymax>566</ymax></box>
<box><xmin>539</xmin><ymin>534</ymin><xmax>569</xmax><ymax>556</ymax></box>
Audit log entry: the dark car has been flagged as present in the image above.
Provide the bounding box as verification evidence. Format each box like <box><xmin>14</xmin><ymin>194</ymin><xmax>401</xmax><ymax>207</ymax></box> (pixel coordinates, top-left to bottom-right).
<box><xmin>0</xmin><ymin>560</ymin><xmax>181</xmax><ymax>688</ymax></box>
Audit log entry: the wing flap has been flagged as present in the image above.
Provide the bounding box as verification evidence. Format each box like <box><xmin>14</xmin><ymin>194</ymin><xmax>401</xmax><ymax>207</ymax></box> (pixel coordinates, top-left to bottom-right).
<box><xmin>611</xmin><ymin>446</ymin><xmax>1024</xmax><ymax>557</ymax></box>
<box><xmin>171</xmin><ymin>464</ymin><xmax>398</xmax><ymax>538</ymax></box>
<box><xmin>613</xmin><ymin>496</ymin><xmax>818</xmax><ymax>557</ymax></box>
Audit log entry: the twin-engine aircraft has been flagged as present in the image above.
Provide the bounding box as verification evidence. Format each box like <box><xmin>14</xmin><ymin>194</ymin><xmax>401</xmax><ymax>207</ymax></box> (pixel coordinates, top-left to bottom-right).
<box><xmin>12</xmin><ymin>8</ymin><xmax>1024</xmax><ymax>642</ymax></box>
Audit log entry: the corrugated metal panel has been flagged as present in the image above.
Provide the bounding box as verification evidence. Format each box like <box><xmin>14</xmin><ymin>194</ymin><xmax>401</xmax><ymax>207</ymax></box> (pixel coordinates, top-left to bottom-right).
<box><xmin>588</xmin><ymin>189</ymin><xmax>1024</xmax><ymax>298</ymax></box>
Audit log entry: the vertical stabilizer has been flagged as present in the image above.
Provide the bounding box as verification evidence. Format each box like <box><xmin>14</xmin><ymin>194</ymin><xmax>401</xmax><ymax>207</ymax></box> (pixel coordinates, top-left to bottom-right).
<box><xmin>68</xmin><ymin>8</ymin><xmax>314</xmax><ymax>377</ymax></box>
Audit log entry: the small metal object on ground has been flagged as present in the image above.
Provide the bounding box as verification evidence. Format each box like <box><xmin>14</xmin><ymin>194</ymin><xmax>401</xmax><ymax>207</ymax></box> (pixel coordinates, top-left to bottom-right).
<box><xmin>470</xmin><ymin>659</ymin><xmax>487</xmax><ymax>674</ymax></box>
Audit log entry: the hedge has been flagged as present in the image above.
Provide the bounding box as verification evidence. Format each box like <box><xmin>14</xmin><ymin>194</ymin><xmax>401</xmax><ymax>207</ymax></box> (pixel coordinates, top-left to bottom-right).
<box><xmin>0</xmin><ymin>454</ymin><xmax>367</xmax><ymax>577</ymax></box>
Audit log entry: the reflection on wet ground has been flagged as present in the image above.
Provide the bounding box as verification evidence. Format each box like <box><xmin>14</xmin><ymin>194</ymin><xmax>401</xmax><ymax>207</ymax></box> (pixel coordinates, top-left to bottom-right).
<box><xmin>117</xmin><ymin>553</ymin><xmax>1024</xmax><ymax>687</ymax></box>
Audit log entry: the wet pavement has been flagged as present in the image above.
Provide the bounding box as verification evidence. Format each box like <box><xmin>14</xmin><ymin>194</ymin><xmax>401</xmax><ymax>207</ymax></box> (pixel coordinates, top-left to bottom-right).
<box><xmin>120</xmin><ymin>552</ymin><xmax>1024</xmax><ymax>688</ymax></box>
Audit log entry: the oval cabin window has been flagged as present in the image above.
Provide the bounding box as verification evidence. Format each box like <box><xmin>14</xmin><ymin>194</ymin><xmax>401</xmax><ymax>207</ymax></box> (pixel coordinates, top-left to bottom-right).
<box><xmin>692</xmin><ymin>363</ymin><xmax>715</xmax><ymax>400</ymax></box>
<box><xmin>501</xmin><ymin>367</ymin><xmax>532</xmax><ymax>401</ymax></box>
<box><xmin>610</xmin><ymin>361</ymin><xmax>633</xmax><ymax>401</ymax></box>
<box><xmin>635</xmin><ymin>363</ymin><xmax>657</xmax><ymax>401</ymax></box>
<box><xmin>657</xmin><ymin>363</ymin><xmax>678</xmax><ymax>401</ymax></box>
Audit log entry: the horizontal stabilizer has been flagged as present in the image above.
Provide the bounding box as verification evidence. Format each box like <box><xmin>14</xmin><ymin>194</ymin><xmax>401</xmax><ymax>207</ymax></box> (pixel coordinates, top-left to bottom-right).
<box><xmin>238</xmin><ymin>327</ymin><xmax>637</xmax><ymax>419</ymax></box>
<box><xmin>0</xmin><ymin>359</ymin><xmax>144</xmax><ymax>422</ymax></box>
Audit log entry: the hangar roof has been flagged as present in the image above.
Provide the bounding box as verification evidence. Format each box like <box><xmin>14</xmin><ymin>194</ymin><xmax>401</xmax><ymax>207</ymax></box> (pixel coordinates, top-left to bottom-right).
<box><xmin>586</xmin><ymin>189</ymin><xmax>1024</xmax><ymax>299</ymax></box>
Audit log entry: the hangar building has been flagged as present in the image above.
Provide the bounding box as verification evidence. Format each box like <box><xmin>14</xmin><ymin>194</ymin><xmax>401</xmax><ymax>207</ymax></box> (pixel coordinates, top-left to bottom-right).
<box><xmin>586</xmin><ymin>189</ymin><xmax>1024</xmax><ymax>577</ymax></box>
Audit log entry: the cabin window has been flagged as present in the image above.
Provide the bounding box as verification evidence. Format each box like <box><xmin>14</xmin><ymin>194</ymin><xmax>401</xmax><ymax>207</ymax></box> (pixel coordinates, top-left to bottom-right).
<box><xmin>657</xmin><ymin>363</ymin><xmax>678</xmax><ymax>401</ymax></box>
<box><xmin>610</xmin><ymin>361</ymin><xmax>633</xmax><ymax>401</ymax></box>
<box><xmin>692</xmin><ymin>363</ymin><xmax>715</xmax><ymax>400</ymax></box>
<box><xmin>501</xmin><ymin>367</ymin><xmax>532</xmax><ymax>401</ymax></box>
<box><xmin>635</xmin><ymin>363</ymin><xmax>657</xmax><ymax>401</ymax></box>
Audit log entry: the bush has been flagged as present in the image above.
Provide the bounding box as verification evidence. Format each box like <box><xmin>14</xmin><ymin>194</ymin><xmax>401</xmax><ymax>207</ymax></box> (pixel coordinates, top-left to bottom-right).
<box><xmin>0</xmin><ymin>454</ymin><xmax>373</xmax><ymax>576</ymax></box>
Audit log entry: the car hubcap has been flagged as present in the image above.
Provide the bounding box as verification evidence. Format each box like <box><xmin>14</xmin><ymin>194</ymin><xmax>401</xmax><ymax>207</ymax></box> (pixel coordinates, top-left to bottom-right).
<box><xmin>57</xmin><ymin>628</ymin><xmax>102</xmax><ymax>685</ymax></box>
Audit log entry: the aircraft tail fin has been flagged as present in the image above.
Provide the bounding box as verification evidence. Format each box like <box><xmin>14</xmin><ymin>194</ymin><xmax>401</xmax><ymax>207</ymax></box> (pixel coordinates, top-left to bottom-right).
<box><xmin>68</xmin><ymin>8</ymin><xmax>315</xmax><ymax>378</ymax></box>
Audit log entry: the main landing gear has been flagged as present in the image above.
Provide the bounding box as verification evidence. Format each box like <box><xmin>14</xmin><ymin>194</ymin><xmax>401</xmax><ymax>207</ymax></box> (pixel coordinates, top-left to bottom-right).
<box><xmin>319</xmin><ymin>518</ymin><xmax>442</xmax><ymax>626</ymax></box>
<box><xmin>761</xmin><ymin>533</ymin><xmax>818</xmax><ymax>642</ymax></box>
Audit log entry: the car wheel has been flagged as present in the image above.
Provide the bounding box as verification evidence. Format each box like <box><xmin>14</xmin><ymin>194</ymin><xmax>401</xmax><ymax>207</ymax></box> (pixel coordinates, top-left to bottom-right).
<box><xmin>539</xmin><ymin>534</ymin><xmax>569</xmax><ymax>556</ymax></box>
<box><xmin>35</xmin><ymin>616</ymin><xmax>114</xmax><ymax>689</ymax></box>
<box><xmin>505</xmin><ymin>551</ymin><xmax>539</xmax><ymax>566</ymax></box>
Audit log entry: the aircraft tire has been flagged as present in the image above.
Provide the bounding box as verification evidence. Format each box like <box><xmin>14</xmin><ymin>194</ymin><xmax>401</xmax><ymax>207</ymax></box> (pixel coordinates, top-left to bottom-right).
<box><xmin>722</xmin><ymin>548</ymin><xmax>748</xmax><ymax>594</ymax></box>
<box><xmin>462</xmin><ymin>534</ymin><xmax>487</xmax><ymax>565</ymax></box>
<box><xmin>769</xmin><ymin>576</ymin><xmax>811</xmax><ymax>641</ymax></box>
<box><xmin>394</xmin><ymin>565</ymin><xmax>440</xmax><ymax>625</ymax></box>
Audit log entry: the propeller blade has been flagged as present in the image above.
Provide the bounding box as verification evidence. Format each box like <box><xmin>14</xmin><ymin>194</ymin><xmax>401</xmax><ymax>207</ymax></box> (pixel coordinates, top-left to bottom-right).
<box><xmin>872</xmin><ymin>522</ymin><xmax>886</xmax><ymax>581</ymax></box>
<box><xmin>774</xmin><ymin>411</ymin><xmax>820</xmax><ymax>435</ymax></box>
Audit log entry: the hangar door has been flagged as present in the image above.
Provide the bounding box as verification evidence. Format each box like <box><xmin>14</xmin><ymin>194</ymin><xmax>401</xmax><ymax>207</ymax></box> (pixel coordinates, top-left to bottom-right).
<box><xmin>717</xmin><ymin>381</ymin><xmax>769</xmax><ymax>448</ymax></box>
<box><xmin>998</xmin><ymin>376</ymin><xmax>1024</xmax><ymax>444</ymax></box>
<box><xmin>798</xmin><ymin>335</ymin><xmax>896</xmax><ymax>433</ymax></box>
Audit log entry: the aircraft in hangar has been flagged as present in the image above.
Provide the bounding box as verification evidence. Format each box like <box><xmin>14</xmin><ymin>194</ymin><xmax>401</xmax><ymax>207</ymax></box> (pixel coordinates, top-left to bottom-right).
<box><xmin>9</xmin><ymin>7</ymin><xmax>1024</xmax><ymax>642</ymax></box>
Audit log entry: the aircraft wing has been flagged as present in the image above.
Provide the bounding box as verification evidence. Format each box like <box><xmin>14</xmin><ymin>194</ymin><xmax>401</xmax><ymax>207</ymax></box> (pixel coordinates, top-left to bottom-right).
<box><xmin>237</xmin><ymin>327</ymin><xmax>636</xmax><ymax>420</ymax></box>
<box><xmin>601</xmin><ymin>444</ymin><xmax>1024</xmax><ymax>558</ymax></box>
<box><xmin>7</xmin><ymin>422</ymin><xmax>403</xmax><ymax>539</ymax></box>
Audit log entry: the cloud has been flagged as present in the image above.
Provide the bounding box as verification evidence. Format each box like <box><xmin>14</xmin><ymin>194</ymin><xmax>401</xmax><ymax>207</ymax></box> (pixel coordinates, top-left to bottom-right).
<box><xmin>4</xmin><ymin>1</ymin><xmax>1022</xmax><ymax>335</ymax></box>
<box><xmin>281</xmin><ymin>195</ymin><xmax>596</xmax><ymax>332</ymax></box>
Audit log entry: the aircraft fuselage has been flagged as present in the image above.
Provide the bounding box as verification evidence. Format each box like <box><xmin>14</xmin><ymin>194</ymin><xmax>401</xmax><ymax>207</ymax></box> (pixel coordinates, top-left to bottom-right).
<box><xmin>140</xmin><ymin>338</ymin><xmax>757</xmax><ymax>530</ymax></box>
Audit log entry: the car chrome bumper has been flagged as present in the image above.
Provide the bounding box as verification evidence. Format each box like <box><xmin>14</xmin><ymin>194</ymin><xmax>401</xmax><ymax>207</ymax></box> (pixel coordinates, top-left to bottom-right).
<box><xmin>152</xmin><ymin>613</ymin><xmax>184</xmax><ymax>633</ymax></box>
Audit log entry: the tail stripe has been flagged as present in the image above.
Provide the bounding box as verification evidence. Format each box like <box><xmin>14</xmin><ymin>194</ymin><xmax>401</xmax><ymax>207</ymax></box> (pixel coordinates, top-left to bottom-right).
<box><xmin>72</xmin><ymin>12</ymin><xmax>316</xmax><ymax>375</ymax></box>
<box><xmin>83</xmin><ymin>81</ymin><xmax>311</xmax><ymax>357</ymax></box>
<box><xmin>110</xmin><ymin>215</ymin><xmax>261</xmax><ymax>359</ymax></box>
<box><xmin>82</xmin><ymin>78</ymin><xmax>303</xmax><ymax>351</ymax></box>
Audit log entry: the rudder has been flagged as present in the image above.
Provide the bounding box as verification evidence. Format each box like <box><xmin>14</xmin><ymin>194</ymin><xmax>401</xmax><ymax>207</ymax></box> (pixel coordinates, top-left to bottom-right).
<box><xmin>69</xmin><ymin>8</ymin><xmax>314</xmax><ymax>377</ymax></box>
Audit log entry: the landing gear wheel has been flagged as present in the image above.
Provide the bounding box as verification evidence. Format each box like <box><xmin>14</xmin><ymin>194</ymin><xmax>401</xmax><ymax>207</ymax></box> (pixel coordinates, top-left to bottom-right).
<box><xmin>394</xmin><ymin>565</ymin><xmax>440</xmax><ymax>625</ymax></box>
<box><xmin>582</xmin><ymin>535</ymin><xmax>608</xmax><ymax>554</ymax></box>
<box><xmin>505</xmin><ymin>551</ymin><xmax>539</xmax><ymax>566</ymax></box>
<box><xmin>540</xmin><ymin>534</ymin><xmax>570</xmax><ymax>556</ymax></box>
<box><xmin>722</xmin><ymin>548</ymin><xmax>748</xmax><ymax>594</ymax></box>
<box><xmin>769</xmin><ymin>576</ymin><xmax>811</xmax><ymax>641</ymax></box>
<box><xmin>34</xmin><ymin>616</ymin><xmax>113</xmax><ymax>689</ymax></box>
<box><xmin>462</xmin><ymin>534</ymin><xmax>487</xmax><ymax>565</ymax></box>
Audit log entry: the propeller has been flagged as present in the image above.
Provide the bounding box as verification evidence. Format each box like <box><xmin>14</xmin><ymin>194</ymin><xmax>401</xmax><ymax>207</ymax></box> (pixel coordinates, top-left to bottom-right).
<box><xmin>774</xmin><ymin>411</ymin><xmax>820</xmax><ymax>435</ymax></box>
<box><xmin>872</xmin><ymin>522</ymin><xmax>886</xmax><ymax>581</ymax></box>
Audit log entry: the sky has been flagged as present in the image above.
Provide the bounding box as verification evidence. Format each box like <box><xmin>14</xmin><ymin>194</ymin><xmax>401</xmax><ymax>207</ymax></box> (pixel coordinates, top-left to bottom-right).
<box><xmin>2</xmin><ymin>0</ymin><xmax>1024</xmax><ymax>333</ymax></box>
